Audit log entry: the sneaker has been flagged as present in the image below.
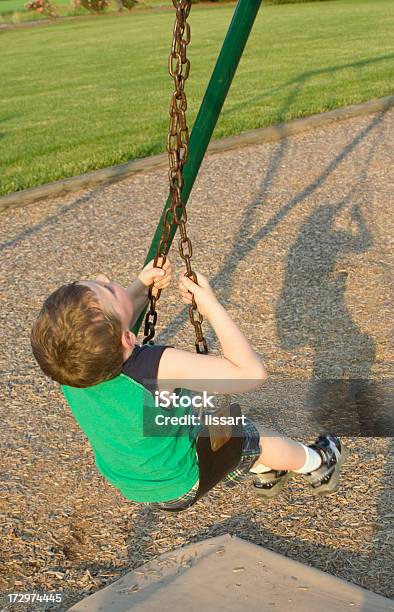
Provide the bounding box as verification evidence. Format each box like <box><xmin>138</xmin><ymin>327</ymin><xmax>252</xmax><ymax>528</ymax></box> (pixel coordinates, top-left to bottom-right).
<box><xmin>252</xmin><ymin>470</ymin><xmax>292</xmax><ymax>499</ymax></box>
<box><xmin>303</xmin><ymin>435</ymin><xmax>347</xmax><ymax>495</ymax></box>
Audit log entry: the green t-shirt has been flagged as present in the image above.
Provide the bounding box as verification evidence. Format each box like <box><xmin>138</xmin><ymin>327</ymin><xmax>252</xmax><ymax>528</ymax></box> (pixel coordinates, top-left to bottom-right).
<box><xmin>62</xmin><ymin>350</ymin><xmax>199</xmax><ymax>502</ymax></box>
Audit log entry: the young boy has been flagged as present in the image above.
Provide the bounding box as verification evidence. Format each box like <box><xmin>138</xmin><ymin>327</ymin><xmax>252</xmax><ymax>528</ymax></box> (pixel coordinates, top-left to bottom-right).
<box><xmin>30</xmin><ymin>259</ymin><xmax>346</xmax><ymax>511</ymax></box>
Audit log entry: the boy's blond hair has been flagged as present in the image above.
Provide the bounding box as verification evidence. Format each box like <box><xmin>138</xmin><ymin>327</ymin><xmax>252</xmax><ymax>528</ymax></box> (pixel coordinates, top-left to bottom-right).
<box><xmin>30</xmin><ymin>283</ymin><xmax>123</xmax><ymax>388</ymax></box>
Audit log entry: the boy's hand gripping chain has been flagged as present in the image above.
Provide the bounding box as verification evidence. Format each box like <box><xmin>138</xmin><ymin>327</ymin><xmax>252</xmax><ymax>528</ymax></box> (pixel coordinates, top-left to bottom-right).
<box><xmin>143</xmin><ymin>0</ymin><xmax>208</xmax><ymax>355</ymax></box>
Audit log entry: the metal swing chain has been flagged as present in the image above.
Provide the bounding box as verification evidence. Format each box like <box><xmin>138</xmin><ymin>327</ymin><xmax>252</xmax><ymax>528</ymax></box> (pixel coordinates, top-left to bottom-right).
<box><xmin>143</xmin><ymin>0</ymin><xmax>208</xmax><ymax>355</ymax></box>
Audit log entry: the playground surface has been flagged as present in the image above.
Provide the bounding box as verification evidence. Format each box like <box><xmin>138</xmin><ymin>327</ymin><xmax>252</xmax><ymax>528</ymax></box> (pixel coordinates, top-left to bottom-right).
<box><xmin>0</xmin><ymin>107</ymin><xmax>393</xmax><ymax>611</ymax></box>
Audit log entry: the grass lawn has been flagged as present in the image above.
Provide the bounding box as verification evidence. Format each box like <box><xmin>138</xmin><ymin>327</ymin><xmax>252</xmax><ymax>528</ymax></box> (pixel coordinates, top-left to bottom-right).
<box><xmin>0</xmin><ymin>0</ymin><xmax>393</xmax><ymax>196</ymax></box>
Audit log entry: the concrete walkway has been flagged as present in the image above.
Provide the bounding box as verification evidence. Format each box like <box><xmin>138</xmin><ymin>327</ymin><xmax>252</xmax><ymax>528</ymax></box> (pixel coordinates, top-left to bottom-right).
<box><xmin>69</xmin><ymin>535</ymin><xmax>393</xmax><ymax>611</ymax></box>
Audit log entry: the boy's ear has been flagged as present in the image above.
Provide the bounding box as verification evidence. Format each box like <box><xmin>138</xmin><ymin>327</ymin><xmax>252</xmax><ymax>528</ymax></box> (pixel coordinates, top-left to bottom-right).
<box><xmin>121</xmin><ymin>330</ymin><xmax>136</xmax><ymax>351</ymax></box>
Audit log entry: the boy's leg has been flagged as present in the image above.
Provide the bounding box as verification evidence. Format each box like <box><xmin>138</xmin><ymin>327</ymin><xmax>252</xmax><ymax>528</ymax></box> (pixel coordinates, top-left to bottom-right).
<box><xmin>248</xmin><ymin>427</ymin><xmax>304</xmax><ymax>499</ymax></box>
<box><xmin>252</xmin><ymin>429</ymin><xmax>309</xmax><ymax>472</ymax></box>
<box><xmin>252</xmin><ymin>427</ymin><xmax>347</xmax><ymax>497</ymax></box>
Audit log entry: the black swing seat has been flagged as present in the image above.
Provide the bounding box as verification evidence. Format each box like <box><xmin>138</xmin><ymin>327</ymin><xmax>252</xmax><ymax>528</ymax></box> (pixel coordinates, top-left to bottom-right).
<box><xmin>163</xmin><ymin>403</ymin><xmax>244</xmax><ymax>512</ymax></box>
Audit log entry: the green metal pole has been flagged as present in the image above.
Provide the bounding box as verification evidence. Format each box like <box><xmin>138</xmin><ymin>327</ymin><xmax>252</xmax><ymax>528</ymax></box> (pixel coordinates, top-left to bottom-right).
<box><xmin>133</xmin><ymin>0</ymin><xmax>262</xmax><ymax>335</ymax></box>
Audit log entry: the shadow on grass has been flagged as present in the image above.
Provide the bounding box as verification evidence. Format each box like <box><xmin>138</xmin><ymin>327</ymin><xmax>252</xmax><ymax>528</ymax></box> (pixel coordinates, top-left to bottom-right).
<box><xmin>220</xmin><ymin>53</ymin><xmax>394</xmax><ymax>124</ymax></box>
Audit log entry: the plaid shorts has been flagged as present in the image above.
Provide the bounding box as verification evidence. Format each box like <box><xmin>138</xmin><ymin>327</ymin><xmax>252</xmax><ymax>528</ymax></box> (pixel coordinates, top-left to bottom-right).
<box><xmin>146</xmin><ymin>417</ymin><xmax>261</xmax><ymax>511</ymax></box>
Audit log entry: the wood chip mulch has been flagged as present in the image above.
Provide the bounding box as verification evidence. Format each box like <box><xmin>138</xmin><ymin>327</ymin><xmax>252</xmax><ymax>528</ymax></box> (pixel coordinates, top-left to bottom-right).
<box><xmin>0</xmin><ymin>109</ymin><xmax>393</xmax><ymax>611</ymax></box>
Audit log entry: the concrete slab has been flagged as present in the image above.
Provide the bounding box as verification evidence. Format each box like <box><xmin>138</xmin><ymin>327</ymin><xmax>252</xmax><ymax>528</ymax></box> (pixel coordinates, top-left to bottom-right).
<box><xmin>69</xmin><ymin>535</ymin><xmax>393</xmax><ymax>612</ymax></box>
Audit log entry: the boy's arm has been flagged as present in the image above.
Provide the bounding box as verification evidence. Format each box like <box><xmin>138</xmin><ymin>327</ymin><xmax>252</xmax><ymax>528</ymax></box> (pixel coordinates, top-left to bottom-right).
<box><xmin>126</xmin><ymin>278</ymin><xmax>149</xmax><ymax>329</ymax></box>
<box><xmin>157</xmin><ymin>272</ymin><xmax>267</xmax><ymax>394</ymax></box>
<box><xmin>126</xmin><ymin>258</ymin><xmax>172</xmax><ymax>329</ymax></box>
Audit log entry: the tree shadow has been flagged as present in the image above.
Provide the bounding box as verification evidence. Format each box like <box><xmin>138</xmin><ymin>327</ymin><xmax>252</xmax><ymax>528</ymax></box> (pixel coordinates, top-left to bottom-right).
<box><xmin>220</xmin><ymin>54</ymin><xmax>394</xmax><ymax>125</ymax></box>
<box><xmin>0</xmin><ymin>188</ymin><xmax>100</xmax><ymax>254</ymax></box>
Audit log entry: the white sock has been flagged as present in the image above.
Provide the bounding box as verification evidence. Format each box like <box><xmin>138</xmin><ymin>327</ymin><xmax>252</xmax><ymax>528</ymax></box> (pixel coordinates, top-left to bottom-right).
<box><xmin>293</xmin><ymin>444</ymin><xmax>322</xmax><ymax>474</ymax></box>
<box><xmin>249</xmin><ymin>462</ymin><xmax>272</xmax><ymax>474</ymax></box>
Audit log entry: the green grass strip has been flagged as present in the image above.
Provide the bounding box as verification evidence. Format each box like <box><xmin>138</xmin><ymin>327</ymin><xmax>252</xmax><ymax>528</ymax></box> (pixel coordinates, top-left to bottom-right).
<box><xmin>0</xmin><ymin>0</ymin><xmax>393</xmax><ymax>196</ymax></box>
